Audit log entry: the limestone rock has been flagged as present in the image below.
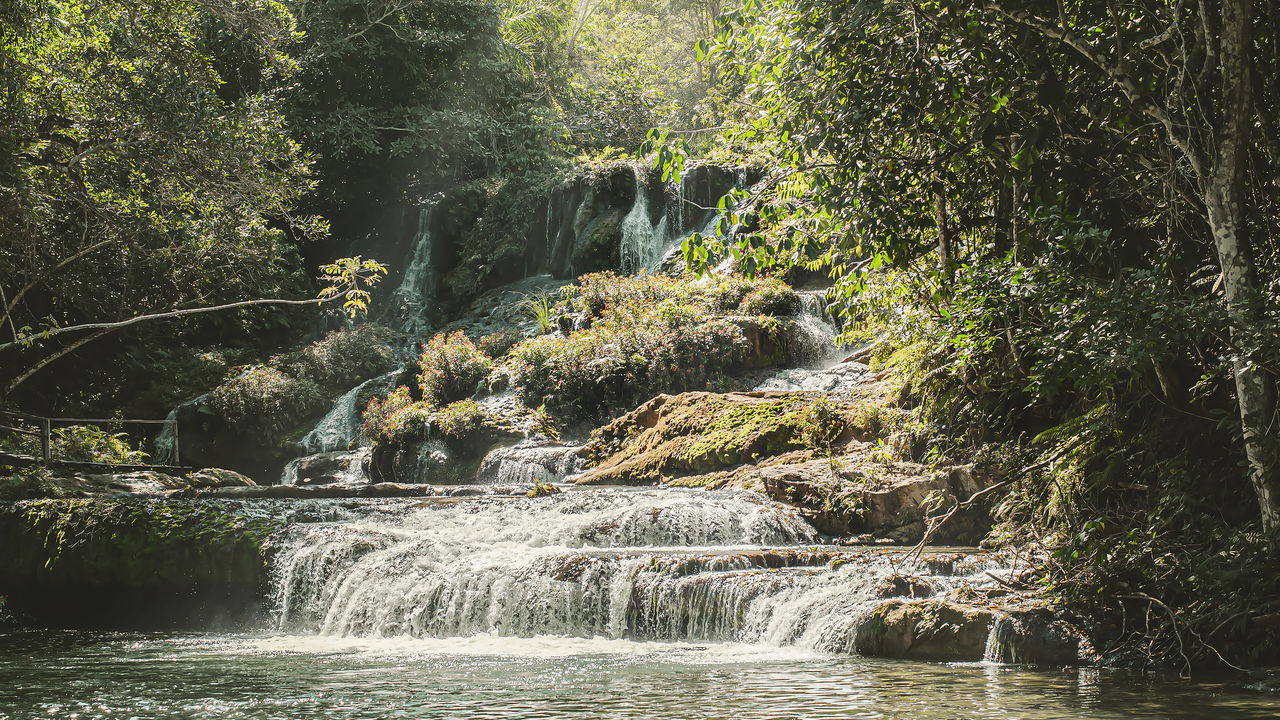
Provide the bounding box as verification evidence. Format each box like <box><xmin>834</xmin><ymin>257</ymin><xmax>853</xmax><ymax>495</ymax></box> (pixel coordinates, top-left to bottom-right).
<box><xmin>854</xmin><ymin>599</ymin><xmax>996</xmax><ymax>662</ymax></box>
<box><xmin>186</xmin><ymin>468</ymin><xmax>257</xmax><ymax>489</ymax></box>
<box><xmin>575</xmin><ymin>391</ymin><xmax>824</xmax><ymax>485</ymax></box>
<box><xmin>757</xmin><ymin>456</ymin><xmax>989</xmax><ymax>544</ymax></box>
<box><xmin>986</xmin><ymin>608</ymin><xmax>1090</xmax><ymax>666</ymax></box>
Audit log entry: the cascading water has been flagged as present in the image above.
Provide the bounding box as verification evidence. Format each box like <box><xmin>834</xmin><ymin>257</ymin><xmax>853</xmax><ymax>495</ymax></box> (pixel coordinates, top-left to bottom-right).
<box><xmin>478</xmin><ymin>441</ymin><xmax>583</xmax><ymax>484</ymax></box>
<box><xmin>300</xmin><ymin>372</ymin><xmax>398</xmax><ymax>455</ymax></box>
<box><xmin>620</xmin><ymin>166</ymin><xmax>672</xmax><ymax>274</ymax></box>
<box><xmin>392</xmin><ymin>203</ymin><xmax>439</xmax><ymax>336</ymax></box>
<box><xmin>269</xmin><ymin>487</ymin><xmax>1006</xmax><ymax>650</ymax></box>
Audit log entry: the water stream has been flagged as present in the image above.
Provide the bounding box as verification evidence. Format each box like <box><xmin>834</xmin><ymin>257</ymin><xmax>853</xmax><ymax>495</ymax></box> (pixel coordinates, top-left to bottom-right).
<box><xmin>4</xmin><ymin>488</ymin><xmax>1277</xmax><ymax>718</ymax></box>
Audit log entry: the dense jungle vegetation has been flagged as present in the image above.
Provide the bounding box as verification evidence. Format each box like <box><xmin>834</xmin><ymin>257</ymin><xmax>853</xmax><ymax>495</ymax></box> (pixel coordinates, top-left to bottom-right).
<box><xmin>2</xmin><ymin>0</ymin><xmax>1279</xmax><ymax>671</ymax></box>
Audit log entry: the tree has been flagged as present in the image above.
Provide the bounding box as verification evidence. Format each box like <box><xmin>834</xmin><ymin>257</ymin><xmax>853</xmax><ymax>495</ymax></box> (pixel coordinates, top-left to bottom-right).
<box><xmin>0</xmin><ymin>0</ymin><xmax>325</xmax><ymax>402</ymax></box>
<box><xmin>682</xmin><ymin>0</ymin><xmax>1280</xmax><ymax>535</ymax></box>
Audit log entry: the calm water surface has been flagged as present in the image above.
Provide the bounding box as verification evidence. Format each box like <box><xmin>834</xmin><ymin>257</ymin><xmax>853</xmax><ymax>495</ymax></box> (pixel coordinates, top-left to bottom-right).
<box><xmin>1</xmin><ymin>631</ymin><xmax>1277</xmax><ymax>719</ymax></box>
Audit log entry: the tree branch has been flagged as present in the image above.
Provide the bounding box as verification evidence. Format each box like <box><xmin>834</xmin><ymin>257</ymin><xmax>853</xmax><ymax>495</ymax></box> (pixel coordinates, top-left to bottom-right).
<box><xmin>0</xmin><ymin>296</ymin><xmax>329</xmax><ymax>355</ymax></box>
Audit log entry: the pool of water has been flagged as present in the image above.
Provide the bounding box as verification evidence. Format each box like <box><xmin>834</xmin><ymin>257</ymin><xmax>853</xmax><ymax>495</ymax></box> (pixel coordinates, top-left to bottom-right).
<box><xmin>2</xmin><ymin>631</ymin><xmax>1276</xmax><ymax>719</ymax></box>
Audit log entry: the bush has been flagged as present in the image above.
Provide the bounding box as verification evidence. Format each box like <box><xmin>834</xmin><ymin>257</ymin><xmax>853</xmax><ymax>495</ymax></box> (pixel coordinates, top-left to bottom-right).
<box><xmin>432</xmin><ymin>399</ymin><xmax>484</xmax><ymax>440</ymax></box>
<box><xmin>277</xmin><ymin>324</ymin><xmax>398</xmax><ymax>387</ymax></box>
<box><xmin>361</xmin><ymin>389</ymin><xmax>484</xmax><ymax>445</ymax></box>
<box><xmin>507</xmin><ymin>315</ymin><xmax>755</xmax><ymax>419</ymax></box>
<box><xmin>478</xmin><ymin>329</ymin><xmax>524</xmax><ymax>359</ymax></box>
<box><xmin>738</xmin><ymin>280</ymin><xmax>801</xmax><ymax>316</ymax></box>
<box><xmin>503</xmin><ymin>272</ymin><xmax>813</xmax><ymax>420</ymax></box>
<box><xmin>0</xmin><ymin>425</ymin><xmax>148</xmax><ymax>465</ymax></box>
<box><xmin>209</xmin><ymin>366</ymin><xmax>326</xmax><ymax>435</ymax></box>
<box><xmin>800</xmin><ymin>396</ymin><xmax>846</xmax><ymax>455</ymax></box>
<box><xmin>417</xmin><ymin>332</ymin><xmax>493</xmax><ymax>406</ymax></box>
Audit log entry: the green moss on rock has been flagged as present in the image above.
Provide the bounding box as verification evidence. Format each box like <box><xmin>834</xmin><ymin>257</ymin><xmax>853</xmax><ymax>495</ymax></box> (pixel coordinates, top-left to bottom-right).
<box><xmin>0</xmin><ymin>499</ymin><xmax>280</xmax><ymax>629</ymax></box>
<box><xmin>575</xmin><ymin>391</ymin><xmax>813</xmax><ymax>485</ymax></box>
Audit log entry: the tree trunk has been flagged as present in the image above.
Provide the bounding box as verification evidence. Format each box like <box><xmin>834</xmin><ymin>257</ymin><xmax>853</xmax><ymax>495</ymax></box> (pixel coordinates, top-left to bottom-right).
<box><xmin>935</xmin><ymin>189</ymin><xmax>954</xmax><ymax>287</ymax></box>
<box><xmin>1206</xmin><ymin>0</ymin><xmax>1280</xmax><ymax>534</ymax></box>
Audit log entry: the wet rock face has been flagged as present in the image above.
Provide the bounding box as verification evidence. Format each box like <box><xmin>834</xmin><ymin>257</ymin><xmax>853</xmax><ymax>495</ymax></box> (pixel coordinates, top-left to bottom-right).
<box><xmin>853</xmin><ymin>599</ymin><xmax>997</xmax><ymax>662</ymax></box>
<box><xmin>987</xmin><ymin>608</ymin><xmax>1090</xmax><ymax>666</ymax></box>
<box><xmin>0</xmin><ymin>499</ymin><xmax>278</xmax><ymax>629</ymax></box>
<box><xmin>3</xmin><ymin>467</ymin><xmax>257</xmax><ymax>499</ymax></box>
<box><xmin>758</xmin><ymin>460</ymin><xmax>990</xmax><ymax>544</ymax></box>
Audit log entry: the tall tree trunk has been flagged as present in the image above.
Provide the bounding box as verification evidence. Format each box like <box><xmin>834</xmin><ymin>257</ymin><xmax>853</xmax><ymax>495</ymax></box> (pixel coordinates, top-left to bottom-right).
<box><xmin>1206</xmin><ymin>0</ymin><xmax>1280</xmax><ymax>534</ymax></box>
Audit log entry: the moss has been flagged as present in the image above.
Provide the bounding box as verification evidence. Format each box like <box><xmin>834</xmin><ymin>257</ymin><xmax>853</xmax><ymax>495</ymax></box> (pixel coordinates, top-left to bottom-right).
<box><xmin>576</xmin><ymin>392</ymin><xmax>815</xmax><ymax>484</ymax></box>
<box><xmin>682</xmin><ymin>395</ymin><xmax>808</xmax><ymax>467</ymax></box>
<box><xmin>0</xmin><ymin>499</ymin><xmax>283</xmax><ymax>628</ymax></box>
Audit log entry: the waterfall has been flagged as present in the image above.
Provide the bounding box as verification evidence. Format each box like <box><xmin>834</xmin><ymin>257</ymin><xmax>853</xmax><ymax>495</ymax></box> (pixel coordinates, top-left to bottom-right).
<box><xmin>153</xmin><ymin>393</ymin><xmax>208</xmax><ymax>465</ymax></box>
<box><xmin>619</xmin><ymin>166</ymin><xmax>672</xmax><ymax>274</ymax></box>
<box><xmin>269</xmin><ymin>488</ymin><xmax>1007</xmax><ymax>649</ymax></box>
<box><xmin>300</xmin><ymin>372</ymin><xmax>398</xmax><ymax>455</ymax></box>
<box><xmin>785</xmin><ymin>291</ymin><xmax>847</xmax><ymax>367</ymax></box>
<box><xmin>477</xmin><ymin>442</ymin><xmax>582</xmax><ymax>484</ymax></box>
<box><xmin>392</xmin><ymin>204</ymin><xmax>439</xmax><ymax>336</ymax></box>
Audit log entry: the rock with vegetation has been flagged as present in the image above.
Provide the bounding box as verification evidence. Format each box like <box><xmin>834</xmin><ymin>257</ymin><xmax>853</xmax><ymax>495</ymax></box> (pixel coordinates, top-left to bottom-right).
<box><xmin>0</xmin><ymin>499</ymin><xmax>279</xmax><ymax>628</ymax></box>
<box><xmin>756</xmin><ymin>458</ymin><xmax>990</xmax><ymax>544</ymax></box>
<box><xmin>0</xmin><ymin>467</ymin><xmax>257</xmax><ymax>500</ymax></box>
<box><xmin>574</xmin><ymin>391</ymin><xmax>819</xmax><ymax>485</ymax></box>
<box><xmin>174</xmin><ymin>325</ymin><xmax>400</xmax><ymax>478</ymax></box>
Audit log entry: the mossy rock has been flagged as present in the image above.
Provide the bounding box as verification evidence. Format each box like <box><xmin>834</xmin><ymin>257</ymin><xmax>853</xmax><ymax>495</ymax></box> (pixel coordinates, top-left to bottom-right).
<box><xmin>0</xmin><ymin>499</ymin><xmax>280</xmax><ymax>629</ymax></box>
<box><xmin>575</xmin><ymin>391</ymin><xmax>814</xmax><ymax>485</ymax></box>
<box><xmin>853</xmin><ymin>599</ymin><xmax>996</xmax><ymax>662</ymax></box>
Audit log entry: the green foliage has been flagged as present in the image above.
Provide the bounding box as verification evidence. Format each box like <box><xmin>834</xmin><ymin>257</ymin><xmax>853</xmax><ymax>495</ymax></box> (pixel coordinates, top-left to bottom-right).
<box><xmin>208</xmin><ymin>324</ymin><xmax>397</xmax><ymax>436</ymax></box>
<box><xmin>737</xmin><ymin>280</ymin><xmax>801</xmax><ymax>316</ymax></box>
<box><xmin>799</xmin><ymin>396</ymin><xmax>846</xmax><ymax>457</ymax></box>
<box><xmin>523</xmin><ymin>293</ymin><xmax>558</xmax><ymax>335</ymax></box>
<box><xmin>209</xmin><ymin>366</ymin><xmax>326</xmax><ymax>436</ymax></box>
<box><xmin>316</xmin><ymin>257</ymin><xmax>389</xmax><ymax>318</ymax></box>
<box><xmin>276</xmin><ymin>324</ymin><xmax>398</xmax><ymax>388</ymax></box>
<box><xmin>417</xmin><ymin>331</ymin><xmax>493</xmax><ymax>407</ymax></box>
<box><xmin>0</xmin><ymin>424</ymin><xmax>147</xmax><ymax>465</ymax></box>
<box><xmin>361</xmin><ymin>388</ymin><xmax>483</xmax><ymax>445</ymax></box>
<box><xmin>1</xmin><ymin>0</ymin><xmax>319</xmax><ymax>354</ymax></box>
<box><xmin>432</xmin><ymin>399</ymin><xmax>484</xmax><ymax>440</ymax></box>
<box><xmin>477</xmin><ymin>329</ymin><xmax>525</xmax><ymax>359</ymax></box>
<box><xmin>506</xmin><ymin>272</ymin><xmax>789</xmax><ymax>419</ymax></box>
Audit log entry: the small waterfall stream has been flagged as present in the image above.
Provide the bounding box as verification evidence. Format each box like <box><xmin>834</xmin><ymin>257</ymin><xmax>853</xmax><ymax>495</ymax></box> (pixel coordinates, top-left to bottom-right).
<box><xmin>620</xmin><ymin>166</ymin><xmax>672</xmax><ymax>274</ymax></box>
<box><xmin>300</xmin><ymin>372</ymin><xmax>398</xmax><ymax>455</ymax></box>
<box><xmin>392</xmin><ymin>203</ymin><xmax>439</xmax><ymax>336</ymax></box>
<box><xmin>269</xmin><ymin>488</ymin><xmax>1005</xmax><ymax>650</ymax></box>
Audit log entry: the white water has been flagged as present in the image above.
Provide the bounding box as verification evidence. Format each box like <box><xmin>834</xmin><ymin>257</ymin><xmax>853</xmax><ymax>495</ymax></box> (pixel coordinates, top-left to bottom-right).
<box><xmin>153</xmin><ymin>392</ymin><xmax>209</xmax><ymax>465</ymax></box>
<box><xmin>300</xmin><ymin>372</ymin><xmax>398</xmax><ymax>455</ymax></box>
<box><xmin>392</xmin><ymin>204</ymin><xmax>438</xmax><ymax>336</ymax></box>
<box><xmin>620</xmin><ymin>166</ymin><xmax>672</xmax><ymax>274</ymax></box>
<box><xmin>478</xmin><ymin>441</ymin><xmax>582</xmax><ymax>484</ymax></box>
<box><xmin>270</xmin><ymin>488</ymin><xmax>1002</xmax><ymax>650</ymax></box>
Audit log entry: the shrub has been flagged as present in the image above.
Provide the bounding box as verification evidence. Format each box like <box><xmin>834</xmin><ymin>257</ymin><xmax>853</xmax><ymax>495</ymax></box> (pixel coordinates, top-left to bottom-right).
<box><xmin>0</xmin><ymin>425</ymin><xmax>148</xmax><ymax>464</ymax></box>
<box><xmin>799</xmin><ymin>396</ymin><xmax>847</xmax><ymax>456</ymax></box>
<box><xmin>432</xmin><ymin>399</ymin><xmax>483</xmax><ymax>440</ymax></box>
<box><xmin>478</xmin><ymin>329</ymin><xmax>524</xmax><ymax>359</ymax></box>
<box><xmin>277</xmin><ymin>324</ymin><xmax>398</xmax><ymax>387</ymax></box>
<box><xmin>361</xmin><ymin>389</ymin><xmax>484</xmax><ymax>445</ymax></box>
<box><xmin>209</xmin><ymin>366</ymin><xmax>326</xmax><ymax>435</ymax></box>
<box><xmin>506</xmin><ymin>271</ymin><xmax>805</xmax><ymax>420</ymax></box>
<box><xmin>738</xmin><ymin>280</ymin><xmax>801</xmax><ymax>316</ymax></box>
<box><xmin>417</xmin><ymin>331</ymin><xmax>493</xmax><ymax>406</ymax></box>
<box><xmin>507</xmin><ymin>316</ymin><xmax>754</xmax><ymax>419</ymax></box>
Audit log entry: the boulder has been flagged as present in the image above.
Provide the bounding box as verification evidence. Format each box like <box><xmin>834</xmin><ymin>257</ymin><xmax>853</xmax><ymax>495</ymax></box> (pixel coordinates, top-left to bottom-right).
<box><xmin>186</xmin><ymin>468</ymin><xmax>257</xmax><ymax>489</ymax></box>
<box><xmin>0</xmin><ymin>499</ymin><xmax>278</xmax><ymax>629</ymax></box>
<box><xmin>986</xmin><ymin>608</ymin><xmax>1090</xmax><ymax>666</ymax></box>
<box><xmin>758</xmin><ymin>455</ymin><xmax>989</xmax><ymax>544</ymax></box>
<box><xmin>854</xmin><ymin>599</ymin><xmax>996</xmax><ymax>662</ymax></box>
<box><xmin>575</xmin><ymin>391</ymin><xmax>826</xmax><ymax>485</ymax></box>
